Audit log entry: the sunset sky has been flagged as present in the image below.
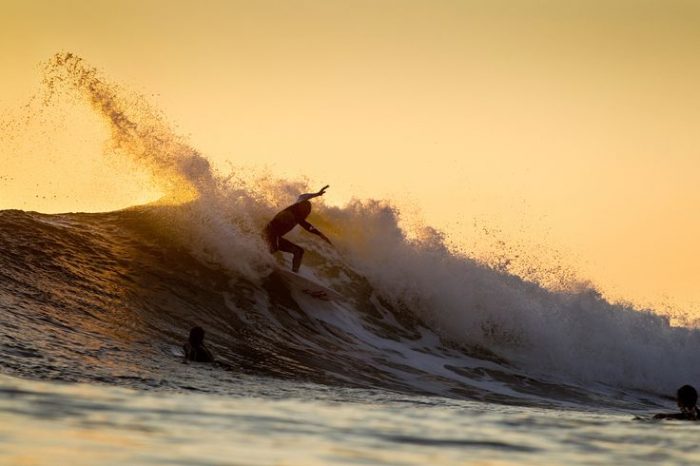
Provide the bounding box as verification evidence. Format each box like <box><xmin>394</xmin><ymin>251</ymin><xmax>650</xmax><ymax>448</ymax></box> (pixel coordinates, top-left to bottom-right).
<box><xmin>2</xmin><ymin>0</ymin><xmax>700</xmax><ymax>315</ymax></box>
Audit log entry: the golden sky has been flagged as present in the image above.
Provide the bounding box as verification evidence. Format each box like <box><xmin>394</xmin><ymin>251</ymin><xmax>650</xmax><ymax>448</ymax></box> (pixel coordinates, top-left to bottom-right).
<box><xmin>2</xmin><ymin>0</ymin><xmax>700</xmax><ymax>315</ymax></box>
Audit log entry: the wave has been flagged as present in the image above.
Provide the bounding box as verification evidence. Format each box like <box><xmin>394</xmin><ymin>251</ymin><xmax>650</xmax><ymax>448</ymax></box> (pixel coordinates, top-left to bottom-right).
<box><xmin>1</xmin><ymin>53</ymin><xmax>699</xmax><ymax>408</ymax></box>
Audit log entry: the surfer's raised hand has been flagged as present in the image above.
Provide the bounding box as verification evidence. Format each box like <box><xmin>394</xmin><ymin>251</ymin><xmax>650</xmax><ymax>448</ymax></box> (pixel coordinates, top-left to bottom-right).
<box><xmin>296</xmin><ymin>185</ymin><xmax>329</xmax><ymax>203</ymax></box>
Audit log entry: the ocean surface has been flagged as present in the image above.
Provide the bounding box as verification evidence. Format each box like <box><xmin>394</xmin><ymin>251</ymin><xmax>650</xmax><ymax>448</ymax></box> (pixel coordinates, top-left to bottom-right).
<box><xmin>3</xmin><ymin>372</ymin><xmax>700</xmax><ymax>466</ymax></box>
<box><xmin>3</xmin><ymin>52</ymin><xmax>700</xmax><ymax>464</ymax></box>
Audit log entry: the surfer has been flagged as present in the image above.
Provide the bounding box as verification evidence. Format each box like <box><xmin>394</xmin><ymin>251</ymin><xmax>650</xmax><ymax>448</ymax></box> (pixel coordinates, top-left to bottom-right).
<box><xmin>653</xmin><ymin>385</ymin><xmax>700</xmax><ymax>420</ymax></box>
<box><xmin>264</xmin><ymin>185</ymin><xmax>332</xmax><ymax>272</ymax></box>
<box><xmin>183</xmin><ymin>326</ymin><xmax>215</xmax><ymax>363</ymax></box>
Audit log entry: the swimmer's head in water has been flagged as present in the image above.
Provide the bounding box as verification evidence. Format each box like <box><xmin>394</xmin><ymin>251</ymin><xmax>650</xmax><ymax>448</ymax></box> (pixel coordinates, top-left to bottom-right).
<box><xmin>677</xmin><ymin>385</ymin><xmax>698</xmax><ymax>409</ymax></box>
<box><xmin>189</xmin><ymin>326</ymin><xmax>205</xmax><ymax>346</ymax></box>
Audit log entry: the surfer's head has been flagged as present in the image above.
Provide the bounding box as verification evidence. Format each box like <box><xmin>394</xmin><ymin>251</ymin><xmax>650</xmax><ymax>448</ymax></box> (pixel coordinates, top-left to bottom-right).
<box><xmin>189</xmin><ymin>326</ymin><xmax>206</xmax><ymax>346</ymax></box>
<box><xmin>677</xmin><ymin>385</ymin><xmax>697</xmax><ymax>410</ymax></box>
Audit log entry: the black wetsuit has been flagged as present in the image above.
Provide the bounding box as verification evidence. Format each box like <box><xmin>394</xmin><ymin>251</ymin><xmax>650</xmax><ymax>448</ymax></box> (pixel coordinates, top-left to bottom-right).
<box><xmin>264</xmin><ymin>200</ymin><xmax>315</xmax><ymax>272</ymax></box>
<box><xmin>183</xmin><ymin>342</ymin><xmax>215</xmax><ymax>363</ymax></box>
<box><xmin>653</xmin><ymin>407</ymin><xmax>700</xmax><ymax>420</ymax></box>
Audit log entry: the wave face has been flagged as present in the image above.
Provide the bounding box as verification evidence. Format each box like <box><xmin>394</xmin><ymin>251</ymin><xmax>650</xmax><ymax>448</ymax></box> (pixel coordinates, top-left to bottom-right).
<box><xmin>2</xmin><ymin>53</ymin><xmax>700</xmax><ymax>408</ymax></box>
<box><xmin>1</xmin><ymin>204</ymin><xmax>699</xmax><ymax>408</ymax></box>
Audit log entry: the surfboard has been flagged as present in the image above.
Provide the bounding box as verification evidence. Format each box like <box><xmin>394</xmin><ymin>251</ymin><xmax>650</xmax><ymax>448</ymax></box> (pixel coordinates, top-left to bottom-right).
<box><xmin>275</xmin><ymin>268</ymin><xmax>343</xmax><ymax>302</ymax></box>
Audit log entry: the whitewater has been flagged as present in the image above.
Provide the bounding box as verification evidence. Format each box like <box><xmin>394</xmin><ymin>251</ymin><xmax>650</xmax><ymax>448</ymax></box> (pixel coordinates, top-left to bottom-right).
<box><xmin>2</xmin><ymin>53</ymin><xmax>700</xmax><ymax>465</ymax></box>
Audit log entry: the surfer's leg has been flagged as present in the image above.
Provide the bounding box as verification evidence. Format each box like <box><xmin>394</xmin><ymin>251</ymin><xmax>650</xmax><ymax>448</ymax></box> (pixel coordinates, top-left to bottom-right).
<box><xmin>278</xmin><ymin>237</ymin><xmax>304</xmax><ymax>272</ymax></box>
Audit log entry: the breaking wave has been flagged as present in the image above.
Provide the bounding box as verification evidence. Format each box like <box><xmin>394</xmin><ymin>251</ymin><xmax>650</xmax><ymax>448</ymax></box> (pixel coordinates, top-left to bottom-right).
<box><xmin>1</xmin><ymin>53</ymin><xmax>699</xmax><ymax>407</ymax></box>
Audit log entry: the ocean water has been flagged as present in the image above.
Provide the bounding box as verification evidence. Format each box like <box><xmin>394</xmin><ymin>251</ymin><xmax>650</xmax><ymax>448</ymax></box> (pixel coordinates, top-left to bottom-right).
<box><xmin>2</xmin><ymin>52</ymin><xmax>700</xmax><ymax>465</ymax></box>
<box><xmin>3</xmin><ymin>374</ymin><xmax>699</xmax><ymax>466</ymax></box>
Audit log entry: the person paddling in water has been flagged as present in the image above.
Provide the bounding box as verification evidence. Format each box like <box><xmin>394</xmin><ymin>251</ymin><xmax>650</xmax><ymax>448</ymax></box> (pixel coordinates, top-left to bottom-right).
<box><xmin>183</xmin><ymin>326</ymin><xmax>215</xmax><ymax>363</ymax></box>
<box><xmin>264</xmin><ymin>185</ymin><xmax>332</xmax><ymax>272</ymax></box>
<box><xmin>653</xmin><ymin>385</ymin><xmax>700</xmax><ymax>420</ymax></box>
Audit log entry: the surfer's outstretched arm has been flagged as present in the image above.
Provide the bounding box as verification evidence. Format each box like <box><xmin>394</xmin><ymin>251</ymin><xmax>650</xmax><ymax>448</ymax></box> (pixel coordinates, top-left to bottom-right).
<box><xmin>307</xmin><ymin>185</ymin><xmax>329</xmax><ymax>199</ymax></box>
<box><xmin>298</xmin><ymin>185</ymin><xmax>330</xmax><ymax>202</ymax></box>
<box><xmin>299</xmin><ymin>220</ymin><xmax>332</xmax><ymax>245</ymax></box>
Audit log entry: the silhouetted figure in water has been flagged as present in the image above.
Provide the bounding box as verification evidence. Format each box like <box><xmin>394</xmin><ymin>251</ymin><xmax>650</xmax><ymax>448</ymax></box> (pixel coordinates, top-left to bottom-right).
<box><xmin>264</xmin><ymin>185</ymin><xmax>332</xmax><ymax>272</ymax></box>
<box><xmin>183</xmin><ymin>326</ymin><xmax>215</xmax><ymax>363</ymax></box>
<box><xmin>654</xmin><ymin>385</ymin><xmax>700</xmax><ymax>420</ymax></box>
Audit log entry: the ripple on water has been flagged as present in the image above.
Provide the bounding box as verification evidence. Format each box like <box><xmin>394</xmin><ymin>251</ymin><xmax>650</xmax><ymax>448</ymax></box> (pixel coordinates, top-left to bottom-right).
<box><xmin>2</xmin><ymin>374</ymin><xmax>700</xmax><ymax>466</ymax></box>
